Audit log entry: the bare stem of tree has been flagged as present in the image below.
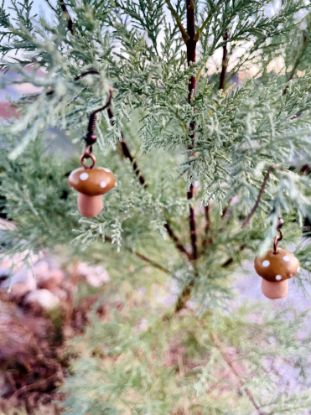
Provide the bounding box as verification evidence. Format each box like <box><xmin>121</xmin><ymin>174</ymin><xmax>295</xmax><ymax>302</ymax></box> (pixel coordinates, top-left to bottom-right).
<box><xmin>241</xmin><ymin>166</ymin><xmax>274</xmax><ymax>228</ymax></box>
<box><xmin>174</xmin><ymin>277</ymin><xmax>195</xmax><ymax>312</ymax></box>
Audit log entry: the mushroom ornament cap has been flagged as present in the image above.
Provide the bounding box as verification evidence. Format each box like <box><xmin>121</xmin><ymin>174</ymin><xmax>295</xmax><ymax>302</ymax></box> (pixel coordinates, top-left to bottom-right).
<box><xmin>68</xmin><ymin>167</ymin><xmax>116</xmax><ymax>196</ymax></box>
<box><xmin>254</xmin><ymin>248</ymin><xmax>300</xmax><ymax>283</ymax></box>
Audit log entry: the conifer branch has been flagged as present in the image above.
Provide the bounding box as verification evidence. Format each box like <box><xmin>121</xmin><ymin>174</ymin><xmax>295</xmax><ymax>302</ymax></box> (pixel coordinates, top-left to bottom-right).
<box><xmin>241</xmin><ymin>166</ymin><xmax>275</xmax><ymax>228</ymax></box>
<box><xmin>211</xmin><ymin>334</ymin><xmax>266</xmax><ymax>415</ymax></box>
<box><xmin>164</xmin><ymin>0</ymin><xmax>189</xmax><ymax>43</ymax></box>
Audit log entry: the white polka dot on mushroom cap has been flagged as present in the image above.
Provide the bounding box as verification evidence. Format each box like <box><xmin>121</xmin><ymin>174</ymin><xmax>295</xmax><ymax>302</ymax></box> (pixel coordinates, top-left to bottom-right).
<box><xmin>80</xmin><ymin>172</ymin><xmax>89</xmax><ymax>181</ymax></box>
<box><xmin>262</xmin><ymin>260</ymin><xmax>270</xmax><ymax>267</ymax></box>
<box><xmin>275</xmin><ymin>275</ymin><xmax>282</xmax><ymax>281</ymax></box>
<box><xmin>100</xmin><ymin>180</ymin><xmax>108</xmax><ymax>188</ymax></box>
<box><xmin>283</xmin><ymin>255</ymin><xmax>290</xmax><ymax>262</ymax></box>
<box><xmin>103</xmin><ymin>168</ymin><xmax>112</xmax><ymax>173</ymax></box>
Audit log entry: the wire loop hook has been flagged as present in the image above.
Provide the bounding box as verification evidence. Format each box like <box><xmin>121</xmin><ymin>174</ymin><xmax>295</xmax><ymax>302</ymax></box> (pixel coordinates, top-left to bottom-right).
<box><xmin>84</xmin><ymin>89</ymin><xmax>113</xmax><ymax>146</ymax></box>
<box><xmin>79</xmin><ymin>89</ymin><xmax>113</xmax><ymax>168</ymax></box>
<box><xmin>273</xmin><ymin>217</ymin><xmax>284</xmax><ymax>254</ymax></box>
<box><xmin>80</xmin><ymin>146</ymin><xmax>96</xmax><ymax>169</ymax></box>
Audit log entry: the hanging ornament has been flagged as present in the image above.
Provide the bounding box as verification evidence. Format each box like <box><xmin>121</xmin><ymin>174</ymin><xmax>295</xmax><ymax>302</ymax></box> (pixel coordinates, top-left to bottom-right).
<box><xmin>254</xmin><ymin>218</ymin><xmax>300</xmax><ymax>299</ymax></box>
<box><xmin>68</xmin><ymin>91</ymin><xmax>117</xmax><ymax>217</ymax></box>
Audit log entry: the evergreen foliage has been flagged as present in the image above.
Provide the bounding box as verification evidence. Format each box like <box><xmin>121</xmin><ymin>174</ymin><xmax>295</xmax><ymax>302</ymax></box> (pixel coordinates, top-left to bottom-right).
<box><xmin>1</xmin><ymin>0</ymin><xmax>311</xmax><ymax>413</ymax></box>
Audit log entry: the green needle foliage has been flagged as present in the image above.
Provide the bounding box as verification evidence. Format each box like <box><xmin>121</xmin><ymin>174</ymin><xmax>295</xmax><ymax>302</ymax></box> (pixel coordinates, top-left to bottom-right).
<box><xmin>1</xmin><ymin>0</ymin><xmax>311</xmax><ymax>413</ymax></box>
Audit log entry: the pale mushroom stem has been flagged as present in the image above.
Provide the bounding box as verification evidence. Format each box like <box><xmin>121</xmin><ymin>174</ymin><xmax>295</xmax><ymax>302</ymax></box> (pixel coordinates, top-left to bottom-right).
<box><xmin>77</xmin><ymin>193</ymin><xmax>103</xmax><ymax>217</ymax></box>
<box><xmin>261</xmin><ymin>279</ymin><xmax>288</xmax><ymax>299</ymax></box>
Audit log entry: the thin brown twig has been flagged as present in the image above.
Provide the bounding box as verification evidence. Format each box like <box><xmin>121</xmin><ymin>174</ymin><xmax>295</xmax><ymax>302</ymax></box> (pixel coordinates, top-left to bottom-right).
<box><xmin>187</xmin><ymin>184</ymin><xmax>198</xmax><ymax>260</ymax></box>
<box><xmin>74</xmin><ymin>69</ymin><xmax>102</xmax><ymax>81</ymax></box>
<box><xmin>44</xmin><ymin>0</ymin><xmax>57</xmax><ymax>13</ymax></box>
<box><xmin>174</xmin><ymin>277</ymin><xmax>195</xmax><ymax>312</ymax></box>
<box><xmin>118</xmin><ymin>138</ymin><xmax>147</xmax><ymax>187</ymax></box>
<box><xmin>201</xmin><ymin>204</ymin><xmax>212</xmax><ymax>251</ymax></box>
<box><xmin>59</xmin><ymin>0</ymin><xmax>74</xmax><ymax>34</ymax></box>
<box><xmin>241</xmin><ymin>166</ymin><xmax>274</xmax><ymax>228</ymax></box>
<box><xmin>221</xmin><ymin>244</ymin><xmax>246</xmax><ymax>268</ymax></box>
<box><xmin>164</xmin><ymin>0</ymin><xmax>189</xmax><ymax>43</ymax></box>
<box><xmin>164</xmin><ymin>222</ymin><xmax>192</xmax><ymax>260</ymax></box>
<box><xmin>104</xmin><ymin>236</ymin><xmax>170</xmax><ymax>274</ymax></box>
<box><xmin>211</xmin><ymin>334</ymin><xmax>266</xmax><ymax>415</ymax></box>
<box><xmin>131</xmin><ymin>251</ymin><xmax>170</xmax><ymax>274</ymax></box>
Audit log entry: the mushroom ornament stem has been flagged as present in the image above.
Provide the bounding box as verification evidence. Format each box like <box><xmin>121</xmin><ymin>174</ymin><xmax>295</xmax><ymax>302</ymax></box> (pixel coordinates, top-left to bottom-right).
<box><xmin>254</xmin><ymin>248</ymin><xmax>300</xmax><ymax>299</ymax></box>
<box><xmin>68</xmin><ymin>167</ymin><xmax>116</xmax><ymax>217</ymax></box>
<box><xmin>261</xmin><ymin>279</ymin><xmax>288</xmax><ymax>299</ymax></box>
<box><xmin>77</xmin><ymin>193</ymin><xmax>103</xmax><ymax>218</ymax></box>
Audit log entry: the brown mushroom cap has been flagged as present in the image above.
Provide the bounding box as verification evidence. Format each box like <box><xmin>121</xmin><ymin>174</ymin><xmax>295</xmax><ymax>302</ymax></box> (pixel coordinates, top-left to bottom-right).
<box><xmin>254</xmin><ymin>248</ymin><xmax>300</xmax><ymax>283</ymax></box>
<box><xmin>68</xmin><ymin>167</ymin><xmax>116</xmax><ymax>196</ymax></box>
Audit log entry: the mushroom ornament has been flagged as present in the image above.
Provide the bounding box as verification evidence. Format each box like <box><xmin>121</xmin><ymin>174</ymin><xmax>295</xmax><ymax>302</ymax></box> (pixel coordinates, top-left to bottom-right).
<box><xmin>254</xmin><ymin>248</ymin><xmax>300</xmax><ymax>299</ymax></box>
<box><xmin>68</xmin><ymin>166</ymin><xmax>116</xmax><ymax>217</ymax></box>
<box><xmin>68</xmin><ymin>91</ymin><xmax>117</xmax><ymax>217</ymax></box>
